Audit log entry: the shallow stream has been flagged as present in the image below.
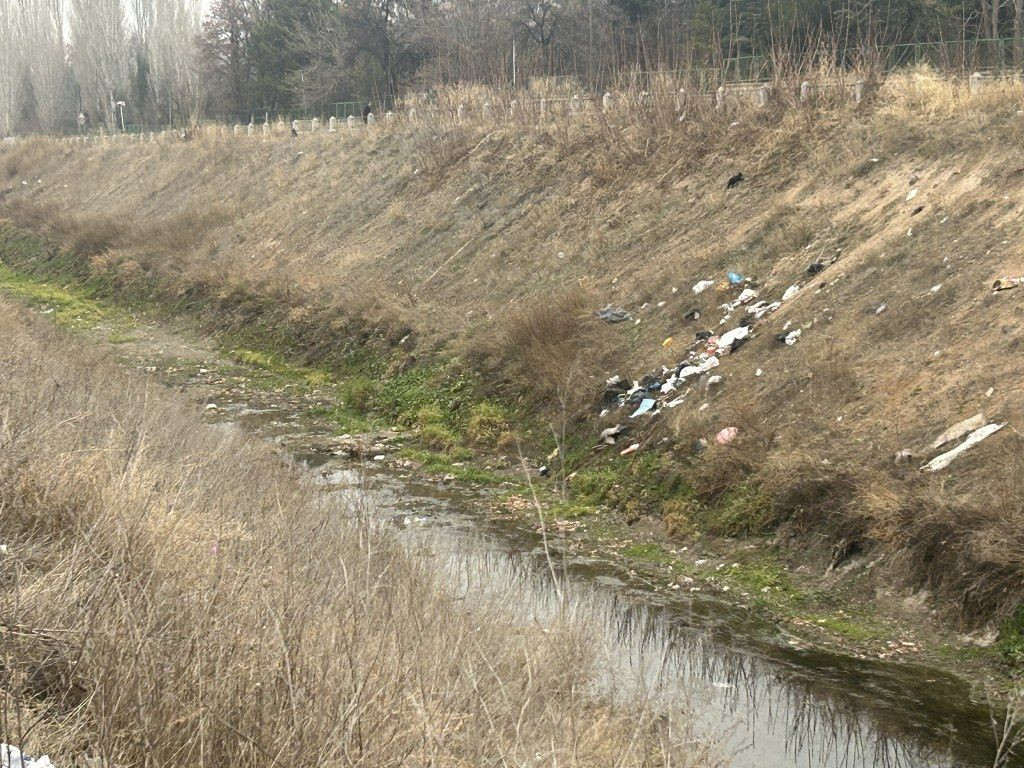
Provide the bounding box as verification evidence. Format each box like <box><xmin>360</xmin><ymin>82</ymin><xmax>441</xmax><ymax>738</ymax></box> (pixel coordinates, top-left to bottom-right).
<box><xmin>205</xmin><ymin>396</ymin><xmax>1020</xmax><ymax>768</ymax></box>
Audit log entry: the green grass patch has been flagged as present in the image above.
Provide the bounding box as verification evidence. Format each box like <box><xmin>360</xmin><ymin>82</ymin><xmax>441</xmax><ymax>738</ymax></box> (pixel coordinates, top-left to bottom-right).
<box><xmin>543</xmin><ymin>500</ymin><xmax>599</xmax><ymax>520</ymax></box>
<box><xmin>805</xmin><ymin>613</ymin><xmax>889</xmax><ymax>643</ymax></box>
<box><xmin>621</xmin><ymin>542</ymin><xmax>674</xmax><ymax>565</ymax></box>
<box><xmin>997</xmin><ymin>605</ymin><xmax>1024</xmax><ymax>667</ymax></box>
<box><xmin>0</xmin><ymin>262</ymin><xmax>131</xmax><ymax>332</ymax></box>
<box><xmin>398</xmin><ymin>446</ymin><xmax>506</xmax><ymax>485</ymax></box>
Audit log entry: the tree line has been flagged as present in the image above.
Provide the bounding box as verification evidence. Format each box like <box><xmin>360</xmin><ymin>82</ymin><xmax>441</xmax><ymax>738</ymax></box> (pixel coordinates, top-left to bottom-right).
<box><xmin>2</xmin><ymin>0</ymin><xmax>1023</xmax><ymax>135</ymax></box>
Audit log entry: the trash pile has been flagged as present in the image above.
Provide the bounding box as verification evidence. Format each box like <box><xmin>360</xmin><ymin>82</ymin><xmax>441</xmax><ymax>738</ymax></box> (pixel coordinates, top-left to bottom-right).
<box><xmin>592</xmin><ymin>269</ymin><xmax>811</xmax><ymax>455</ymax></box>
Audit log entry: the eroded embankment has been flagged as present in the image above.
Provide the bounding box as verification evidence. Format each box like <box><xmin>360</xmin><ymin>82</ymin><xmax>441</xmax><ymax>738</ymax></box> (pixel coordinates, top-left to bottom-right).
<box><xmin>2</xmin><ymin>73</ymin><xmax>1024</xmax><ymax>669</ymax></box>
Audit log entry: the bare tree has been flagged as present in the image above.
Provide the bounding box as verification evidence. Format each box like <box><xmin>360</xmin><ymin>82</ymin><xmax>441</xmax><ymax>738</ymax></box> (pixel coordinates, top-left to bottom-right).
<box><xmin>69</xmin><ymin>0</ymin><xmax>130</xmax><ymax>128</ymax></box>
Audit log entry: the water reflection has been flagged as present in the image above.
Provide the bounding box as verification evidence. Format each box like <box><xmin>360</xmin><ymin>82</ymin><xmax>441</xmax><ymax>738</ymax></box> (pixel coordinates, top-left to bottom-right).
<box><xmin>319</xmin><ymin>466</ymin><xmax>1007</xmax><ymax>768</ymax></box>
<box><xmin>210</xmin><ymin>400</ymin><xmax>1017</xmax><ymax>768</ymax></box>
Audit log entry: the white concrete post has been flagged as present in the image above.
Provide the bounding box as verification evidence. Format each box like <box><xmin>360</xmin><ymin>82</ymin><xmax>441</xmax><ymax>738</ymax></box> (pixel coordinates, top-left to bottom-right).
<box><xmin>408</xmin><ymin>107</ymin><xmax>417</xmax><ymax>121</ymax></box>
<box><xmin>602</xmin><ymin>92</ymin><xmax>612</xmax><ymax>111</ymax></box>
<box><xmin>800</xmin><ymin>80</ymin><xmax>812</xmax><ymax>101</ymax></box>
<box><xmin>262</xmin><ymin>122</ymin><xmax>270</xmax><ymax>137</ymax></box>
<box><xmin>509</xmin><ymin>100</ymin><xmax>518</xmax><ymax>118</ymax></box>
<box><xmin>456</xmin><ymin>103</ymin><xmax>465</xmax><ymax>122</ymax></box>
<box><xmin>569</xmin><ymin>94</ymin><xmax>581</xmax><ymax>114</ymax></box>
<box><xmin>347</xmin><ymin>115</ymin><xmax>355</xmax><ymax>129</ymax></box>
<box><xmin>539</xmin><ymin>98</ymin><xmax>547</xmax><ymax>119</ymax></box>
<box><xmin>854</xmin><ymin>80</ymin><xmax>865</xmax><ymax>104</ymax></box>
<box><xmin>755</xmin><ymin>84</ymin><xmax>769</xmax><ymax>107</ymax></box>
<box><xmin>328</xmin><ymin>116</ymin><xmax>337</xmax><ymax>132</ymax></box>
<box><xmin>482</xmin><ymin>102</ymin><xmax>491</xmax><ymax>120</ymax></box>
<box><xmin>385</xmin><ymin>111</ymin><xmax>394</xmax><ymax>121</ymax></box>
<box><xmin>675</xmin><ymin>88</ymin><xmax>687</xmax><ymax>112</ymax></box>
<box><xmin>716</xmin><ymin>86</ymin><xmax>725</xmax><ymax>109</ymax></box>
<box><xmin>291</xmin><ymin>119</ymin><xmax>299</xmax><ymax>134</ymax></box>
<box><xmin>366</xmin><ymin>112</ymin><xmax>376</xmax><ymax>125</ymax></box>
<box><xmin>233</xmin><ymin>124</ymin><xmax>241</xmax><ymax>135</ymax></box>
<box><xmin>246</xmin><ymin>122</ymin><xmax>254</xmax><ymax>136</ymax></box>
<box><xmin>969</xmin><ymin>71</ymin><xmax>986</xmax><ymax>95</ymax></box>
<box><xmin>310</xmin><ymin>117</ymin><xmax>319</xmax><ymax>131</ymax></box>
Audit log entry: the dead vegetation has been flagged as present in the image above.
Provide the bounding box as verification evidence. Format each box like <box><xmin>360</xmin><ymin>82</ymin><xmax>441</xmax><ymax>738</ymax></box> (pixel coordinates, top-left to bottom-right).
<box><xmin>2</xmin><ymin>69</ymin><xmax>1024</xmax><ymax>625</ymax></box>
<box><xmin>0</xmin><ymin>300</ymin><xmax>713</xmax><ymax>767</ymax></box>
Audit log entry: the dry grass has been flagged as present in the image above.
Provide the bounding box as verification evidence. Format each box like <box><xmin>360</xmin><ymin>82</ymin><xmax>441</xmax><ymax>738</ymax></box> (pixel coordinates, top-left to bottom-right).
<box><xmin>4</xmin><ymin>67</ymin><xmax>1024</xmax><ymax>621</ymax></box>
<box><xmin>0</xmin><ymin>300</ymin><xmax>712</xmax><ymax>767</ymax></box>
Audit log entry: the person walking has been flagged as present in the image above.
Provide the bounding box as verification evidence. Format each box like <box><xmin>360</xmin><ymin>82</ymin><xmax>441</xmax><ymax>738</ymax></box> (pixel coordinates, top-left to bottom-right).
<box><xmin>362</xmin><ymin>102</ymin><xmax>372</xmax><ymax>123</ymax></box>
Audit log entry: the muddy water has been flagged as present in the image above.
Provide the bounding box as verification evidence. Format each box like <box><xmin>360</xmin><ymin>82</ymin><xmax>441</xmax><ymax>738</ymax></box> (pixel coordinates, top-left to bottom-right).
<box><xmin>212</xmin><ymin>400</ymin><xmax>1017</xmax><ymax>768</ymax></box>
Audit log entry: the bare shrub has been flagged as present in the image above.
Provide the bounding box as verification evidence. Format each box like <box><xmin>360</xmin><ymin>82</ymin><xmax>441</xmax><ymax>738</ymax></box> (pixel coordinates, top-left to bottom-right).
<box><xmin>0</xmin><ymin>301</ymin><xmax>711</xmax><ymax>766</ymax></box>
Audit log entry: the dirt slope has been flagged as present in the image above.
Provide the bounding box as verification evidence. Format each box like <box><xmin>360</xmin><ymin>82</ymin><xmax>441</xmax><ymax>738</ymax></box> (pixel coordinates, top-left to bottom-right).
<box><xmin>3</xmin><ymin>72</ymin><xmax>1024</xmax><ymax>626</ymax></box>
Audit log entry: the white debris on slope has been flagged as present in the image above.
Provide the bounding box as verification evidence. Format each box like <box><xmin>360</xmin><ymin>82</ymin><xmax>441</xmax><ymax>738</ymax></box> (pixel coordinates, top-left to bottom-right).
<box><xmin>922</xmin><ymin>423</ymin><xmax>1005</xmax><ymax>472</ymax></box>
<box><xmin>1</xmin><ymin>745</ymin><xmax>57</xmax><ymax>768</ymax></box>
<box><xmin>929</xmin><ymin>413</ymin><xmax>986</xmax><ymax>450</ymax></box>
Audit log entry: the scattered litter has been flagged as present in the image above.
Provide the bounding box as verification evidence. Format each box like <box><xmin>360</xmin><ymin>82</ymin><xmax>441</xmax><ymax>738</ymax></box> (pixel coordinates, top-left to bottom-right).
<box><xmin>372</xmin><ymin>454</ymin><xmax>386</xmax><ymax>462</ymax></box>
<box><xmin>873</xmin><ymin>302</ymin><xmax>888</xmax><ymax>315</ymax></box>
<box><xmin>755</xmin><ymin>368</ymin><xmax>763</xmax><ymax>377</ymax></box>
<box><xmin>684</xmin><ymin>308</ymin><xmax>701</xmax><ymax>321</ymax></box>
<box><xmin>727</xmin><ymin>271</ymin><xmax>744</xmax><ymax>285</ymax></box>
<box><xmin>717</xmin><ymin>325</ymin><xmax>749</xmax><ymax>349</ymax></box>
<box><xmin>599</xmin><ymin>425</ymin><xmax>625</xmax><ymax>445</ymax></box>
<box><xmin>986</xmin><ymin>387</ymin><xmax>994</xmax><ymax>398</ymax></box>
<box><xmin>665</xmin><ymin>395</ymin><xmax>687</xmax><ymax>408</ymax></box>
<box><xmin>726</xmin><ymin>172</ymin><xmax>744</xmax><ymax>189</ymax></box>
<box><xmin>630</xmin><ymin>398</ymin><xmax>657</xmax><ymax>418</ymax></box>
<box><xmin>929</xmin><ymin>413</ymin><xmax>986</xmax><ymax>450</ymax></box>
<box><xmin>929</xmin><ymin>284</ymin><xmax>942</xmax><ymax>293</ymax></box>
<box><xmin>715</xmin><ymin>427</ymin><xmax>739</xmax><ymax>445</ymax></box>
<box><xmin>671</xmin><ymin>286</ymin><xmax>678</xmax><ymax>294</ymax></box>
<box><xmin>783</xmin><ymin>329</ymin><xmax>802</xmax><ymax>345</ymax></box>
<box><xmin>596</xmin><ymin>305</ymin><xmax>631</xmax><ymax>323</ymax></box>
<box><xmin>0</xmin><ymin>745</ymin><xmax>56</xmax><ymax>768</ymax></box>
<box><xmin>906</xmin><ymin>188</ymin><xmax>918</xmax><ymax>201</ymax></box>
<box><xmin>993</xmin><ymin>276</ymin><xmax>1024</xmax><ymax>291</ymax></box>
<box><xmin>911</xmin><ymin>205</ymin><xmax>924</xmax><ymax>216</ymax></box>
<box><xmin>692</xmin><ymin>280</ymin><xmax>715</xmax><ymax>295</ymax></box>
<box><xmin>620</xmin><ymin>443</ymin><xmax>641</xmax><ymax>456</ymax></box>
<box><xmin>706</xmin><ymin>375</ymin><xmax>723</xmax><ymax>389</ymax></box>
<box><xmin>662</xmin><ymin>337</ymin><xmax>674</xmax><ymax>348</ymax></box>
<box><xmin>782</xmin><ymin>284</ymin><xmax>800</xmax><ymax>301</ymax></box>
<box><xmin>806</xmin><ymin>262</ymin><xmax>825</xmax><ymax>276</ymax></box>
<box><xmin>205</xmin><ymin>403</ymin><xmax>218</xmax><ymax>411</ymax></box>
<box><xmin>539</xmin><ymin>465</ymin><xmax>549</xmax><ymax>476</ymax></box>
<box><xmin>736</xmin><ymin>287</ymin><xmax>758</xmax><ymax>304</ymax></box>
<box><xmin>894</xmin><ymin>449</ymin><xmax>914</xmax><ymax>466</ymax></box>
<box><xmin>923</xmin><ymin>423</ymin><xmax>1005</xmax><ymax>472</ymax></box>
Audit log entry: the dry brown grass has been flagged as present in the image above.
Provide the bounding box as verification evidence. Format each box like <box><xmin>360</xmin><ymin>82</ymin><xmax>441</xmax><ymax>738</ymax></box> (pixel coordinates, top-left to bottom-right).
<box><xmin>0</xmin><ymin>300</ymin><xmax>712</xmax><ymax>767</ymax></box>
<box><xmin>4</xmin><ymin>67</ymin><xmax>1024</xmax><ymax>621</ymax></box>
